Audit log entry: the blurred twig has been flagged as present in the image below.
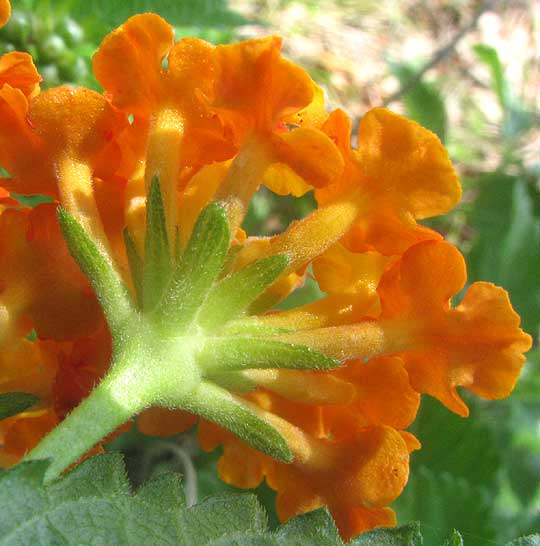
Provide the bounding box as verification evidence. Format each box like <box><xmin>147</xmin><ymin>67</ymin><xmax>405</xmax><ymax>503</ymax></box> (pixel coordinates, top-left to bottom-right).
<box><xmin>382</xmin><ymin>0</ymin><xmax>499</xmax><ymax>106</ymax></box>
<box><xmin>141</xmin><ymin>439</ymin><xmax>199</xmax><ymax>507</ymax></box>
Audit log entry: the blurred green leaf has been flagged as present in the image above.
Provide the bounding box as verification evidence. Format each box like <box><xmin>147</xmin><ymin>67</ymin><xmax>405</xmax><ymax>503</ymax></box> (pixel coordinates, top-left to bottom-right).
<box><xmin>467</xmin><ymin>174</ymin><xmax>540</xmax><ymax>334</ymax></box>
<box><xmin>409</xmin><ymin>397</ymin><xmax>500</xmax><ymax>487</ymax></box>
<box><xmin>473</xmin><ymin>44</ymin><xmax>509</xmax><ymax>111</ymax></box>
<box><xmin>506</xmin><ymin>536</ymin><xmax>540</xmax><ymax>546</ymax></box>
<box><xmin>68</xmin><ymin>0</ymin><xmax>246</xmax><ymax>39</ymax></box>
<box><xmin>395</xmin><ymin>397</ymin><xmax>498</xmax><ymax>545</ymax></box>
<box><xmin>394</xmin><ymin>466</ymin><xmax>495</xmax><ymax>546</ymax></box>
<box><xmin>473</xmin><ymin>44</ymin><xmax>533</xmax><ymax>138</ymax></box>
<box><xmin>0</xmin><ymin>392</ymin><xmax>38</xmax><ymax>420</ymax></box>
<box><xmin>390</xmin><ymin>63</ymin><xmax>447</xmax><ymax>143</ymax></box>
<box><xmin>442</xmin><ymin>530</ymin><xmax>464</xmax><ymax>546</ymax></box>
<box><xmin>10</xmin><ymin>193</ymin><xmax>54</xmax><ymax>207</ymax></box>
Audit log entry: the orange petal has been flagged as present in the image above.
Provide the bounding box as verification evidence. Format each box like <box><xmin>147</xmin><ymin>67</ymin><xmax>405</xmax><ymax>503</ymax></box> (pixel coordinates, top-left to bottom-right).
<box><xmin>212</xmin><ymin>36</ymin><xmax>313</xmax><ymax>137</ymax></box>
<box><xmin>322</xmin><ymin>108</ymin><xmax>353</xmax><ymax>156</ymax></box>
<box><xmin>400</xmin><ymin>431</ymin><xmax>422</xmax><ymax>453</ymax></box>
<box><xmin>242</xmin><ymin>369</ymin><xmax>356</xmax><ymax>406</ymax></box>
<box><xmin>218</xmin><ymin>439</ymin><xmax>266</xmax><ymax>488</ymax></box>
<box><xmin>0</xmin><ymin>186</ymin><xmax>17</xmax><ymax>207</ymax></box>
<box><xmin>379</xmin><ymin>240</ymin><xmax>467</xmax><ymax>318</ymax></box>
<box><xmin>269</xmin><ymin>128</ymin><xmax>344</xmax><ymax>191</ymax></box>
<box><xmin>1</xmin><ymin>409</ymin><xmax>57</xmax><ymax>464</ymax></box>
<box><xmin>330</xmin><ymin>505</ymin><xmax>396</xmax><ymax>543</ymax></box>
<box><xmin>0</xmin><ymin>51</ymin><xmax>41</xmax><ymax>98</ymax></box>
<box><xmin>449</xmin><ymin>282</ymin><xmax>532</xmax><ymax>400</ymax></box>
<box><xmin>330</xmin><ymin>356</ymin><xmax>420</xmax><ymax>432</ymax></box>
<box><xmin>262</xmin><ymin>162</ymin><xmax>312</xmax><ymax>197</ymax></box>
<box><xmin>317</xmin><ymin>108</ymin><xmax>460</xmax><ymax>256</ymax></box>
<box><xmin>313</xmin><ymin>243</ymin><xmax>387</xmax><ymax>298</ymax></box>
<box><xmin>29</xmin><ymin>86</ymin><xmax>126</xmax><ymax>164</ymax></box>
<box><xmin>198</xmin><ymin>419</ymin><xmax>267</xmax><ymax>488</ymax></box>
<box><xmin>0</xmin><ymin>0</ymin><xmax>10</xmax><ymax>28</ymax></box>
<box><xmin>404</xmin><ymin>350</ymin><xmax>470</xmax><ymax>417</ymax></box>
<box><xmin>357</xmin><ymin>108</ymin><xmax>461</xmax><ymax>219</ymax></box>
<box><xmin>93</xmin><ymin>13</ymin><xmax>175</xmax><ymax>117</ymax></box>
<box><xmin>380</xmin><ymin>242</ymin><xmax>531</xmax><ymax>415</ymax></box>
<box><xmin>340</xmin><ymin>204</ymin><xmax>443</xmax><ymax>256</ymax></box>
<box><xmin>285</xmin><ymin>81</ymin><xmax>328</xmax><ymax>129</ymax></box>
<box><xmin>0</xmin><ymin>84</ymin><xmax>55</xmax><ymax>196</ymax></box>
<box><xmin>166</xmin><ymin>36</ymin><xmax>216</xmax><ymax>108</ymax></box>
<box><xmin>52</xmin><ymin>328</ymin><xmax>112</xmax><ymax>420</ymax></box>
<box><xmin>0</xmin><ymin>337</ymin><xmax>57</xmax><ymax>397</ymax></box>
<box><xmin>340</xmin><ymin>426</ymin><xmax>410</xmax><ymax>509</ymax></box>
<box><xmin>177</xmin><ymin>160</ymin><xmax>230</xmax><ymax>246</ymax></box>
<box><xmin>94</xmin><ymin>175</ymin><xmax>128</xmax><ymax>267</ymax></box>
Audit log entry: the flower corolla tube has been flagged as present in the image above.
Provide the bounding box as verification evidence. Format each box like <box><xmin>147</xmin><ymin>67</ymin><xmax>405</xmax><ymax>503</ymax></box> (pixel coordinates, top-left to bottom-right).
<box><xmin>0</xmin><ymin>6</ymin><xmax>532</xmax><ymax>541</ymax></box>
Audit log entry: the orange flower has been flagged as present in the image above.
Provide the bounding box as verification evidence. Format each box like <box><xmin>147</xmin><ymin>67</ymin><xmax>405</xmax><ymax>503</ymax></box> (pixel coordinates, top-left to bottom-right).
<box><xmin>378</xmin><ymin>240</ymin><xmax>532</xmax><ymax>416</ymax></box>
<box><xmin>265</xmin><ymin>425</ymin><xmax>410</xmax><ymax>542</ymax></box>
<box><xmin>316</xmin><ymin>108</ymin><xmax>460</xmax><ymax>256</ymax></box>
<box><xmin>93</xmin><ymin>14</ymin><xmax>234</xmax><ymax>243</ymax></box>
<box><xmin>0</xmin><ymin>16</ymin><xmax>531</xmax><ymax>543</ymax></box>
<box><xmin>200</xmin><ymin>391</ymin><xmax>412</xmax><ymax>542</ymax></box>
<box><xmin>0</xmin><ymin>87</ymin><xmax>127</xmax><ymax>257</ymax></box>
<box><xmin>210</xmin><ymin>36</ymin><xmax>343</xmax><ymax>234</ymax></box>
<box><xmin>229</xmin><ymin>107</ymin><xmax>459</xmax><ymax>316</ymax></box>
<box><xmin>0</xmin><ymin>51</ymin><xmax>41</xmax><ymax>98</ymax></box>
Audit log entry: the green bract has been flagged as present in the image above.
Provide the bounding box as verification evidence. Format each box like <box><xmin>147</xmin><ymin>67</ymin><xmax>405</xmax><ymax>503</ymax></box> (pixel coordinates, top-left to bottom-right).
<box><xmin>25</xmin><ymin>177</ymin><xmax>339</xmax><ymax>482</ymax></box>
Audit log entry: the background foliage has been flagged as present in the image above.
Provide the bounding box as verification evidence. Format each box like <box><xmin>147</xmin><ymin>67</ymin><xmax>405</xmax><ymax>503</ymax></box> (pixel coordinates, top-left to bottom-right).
<box><xmin>1</xmin><ymin>0</ymin><xmax>539</xmax><ymax>543</ymax></box>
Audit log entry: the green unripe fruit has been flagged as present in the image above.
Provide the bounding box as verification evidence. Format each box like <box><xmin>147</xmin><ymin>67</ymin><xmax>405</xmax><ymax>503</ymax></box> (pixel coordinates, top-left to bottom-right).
<box><xmin>40</xmin><ymin>63</ymin><xmax>60</xmax><ymax>86</ymax></box>
<box><xmin>1</xmin><ymin>10</ymin><xmax>31</xmax><ymax>44</ymax></box>
<box><xmin>40</xmin><ymin>34</ymin><xmax>66</xmax><ymax>62</ymax></box>
<box><xmin>59</xmin><ymin>17</ymin><xmax>84</xmax><ymax>46</ymax></box>
<box><xmin>0</xmin><ymin>43</ymin><xmax>16</xmax><ymax>54</ymax></box>
<box><xmin>59</xmin><ymin>55</ymin><xmax>89</xmax><ymax>82</ymax></box>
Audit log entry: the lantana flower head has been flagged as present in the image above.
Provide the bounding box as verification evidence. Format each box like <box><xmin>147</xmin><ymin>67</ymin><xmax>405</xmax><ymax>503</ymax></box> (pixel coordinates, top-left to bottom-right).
<box><xmin>0</xmin><ymin>6</ymin><xmax>532</xmax><ymax>542</ymax></box>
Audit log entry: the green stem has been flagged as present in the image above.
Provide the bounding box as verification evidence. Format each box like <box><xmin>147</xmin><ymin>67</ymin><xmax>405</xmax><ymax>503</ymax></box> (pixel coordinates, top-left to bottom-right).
<box><xmin>25</xmin><ymin>362</ymin><xmax>148</xmax><ymax>484</ymax></box>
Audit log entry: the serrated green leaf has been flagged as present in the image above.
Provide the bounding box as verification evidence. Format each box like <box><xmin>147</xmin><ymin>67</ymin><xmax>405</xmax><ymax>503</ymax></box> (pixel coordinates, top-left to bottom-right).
<box><xmin>123</xmin><ymin>228</ymin><xmax>143</xmax><ymax>306</ymax></box>
<box><xmin>0</xmin><ymin>392</ymin><xmax>39</xmax><ymax>420</ymax></box>
<box><xmin>0</xmin><ymin>453</ymin><xmax>283</xmax><ymax>546</ymax></box>
<box><xmin>442</xmin><ymin>530</ymin><xmax>464</xmax><ymax>546</ymax></box>
<box><xmin>185</xmin><ymin>380</ymin><xmax>292</xmax><ymax>463</ymax></box>
<box><xmin>199</xmin><ymin>337</ymin><xmax>339</xmax><ymax>373</ymax></box>
<box><xmin>183</xmin><ymin>493</ymin><xmax>268</xmax><ymax>544</ymax></box>
<box><xmin>1</xmin><ymin>454</ymin><xmax>535</xmax><ymax>546</ymax></box>
<box><xmin>143</xmin><ymin>176</ymin><xmax>172</xmax><ymax>312</ymax></box>
<box><xmin>199</xmin><ymin>255</ymin><xmax>288</xmax><ymax>330</ymax></box>
<box><xmin>275</xmin><ymin>507</ymin><xmax>343</xmax><ymax>545</ymax></box>
<box><xmin>160</xmin><ymin>202</ymin><xmax>230</xmax><ymax>330</ymax></box>
<box><xmin>507</xmin><ymin>536</ymin><xmax>540</xmax><ymax>546</ymax></box>
<box><xmin>57</xmin><ymin>208</ymin><xmax>135</xmax><ymax>335</ymax></box>
<box><xmin>350</xmin><ymin>522</ymin><xmax>422</xmax><ymax>546</ymax></box>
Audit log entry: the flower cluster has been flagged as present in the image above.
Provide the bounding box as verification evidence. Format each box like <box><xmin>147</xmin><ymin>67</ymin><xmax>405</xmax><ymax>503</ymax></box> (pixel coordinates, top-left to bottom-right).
<box><xmin>0</xmin><ymin>5</ymin><xmax>532</xmax><ymax>541</ymax></box>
